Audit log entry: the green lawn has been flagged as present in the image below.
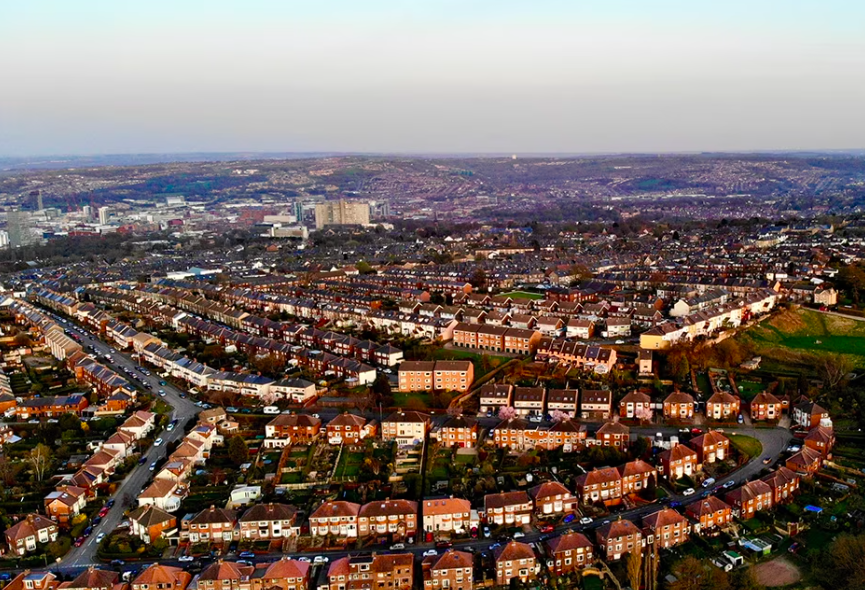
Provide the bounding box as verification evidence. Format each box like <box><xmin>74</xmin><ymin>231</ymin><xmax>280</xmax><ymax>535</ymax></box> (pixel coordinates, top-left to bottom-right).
<box><xmin>737</xmin><ymin>380</ymin><xmax>764</xmax><ymax>400</ymax></box>
<box><xmin>501</xmin><ymin>291</ymin><xmax>544</xmax><ymax>300</ymax></box>
<box><xmin>334</xmin><ymin>451</ymin><xmax>364</xmax><ymax>479</ymax></box>
<box><xmin>392</xmin><ymin>391</ymin><xmax>431</xmax><ymax>408</ymax></box>
<box><xmin>728</xmin><ymin>433</ymin><xmax>763</xmax><ymax>460</ymax></box>
<box><xmin>739</xmin><ymin>307</ymin><xmax>865</xmax><ymax>366</ymax></box>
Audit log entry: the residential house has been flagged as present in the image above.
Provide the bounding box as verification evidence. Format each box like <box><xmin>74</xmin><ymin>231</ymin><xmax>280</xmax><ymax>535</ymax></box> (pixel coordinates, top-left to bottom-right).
<box><xmin>659</xmin><ymin>444</ymin><xmax>699</xmax><ymax>481</ymax></box>
<box><xmin>706</xmin><ymin>391</ymin><xmax>741</xmax><ymax>421</ymax></box>
<box><xmin>238</xmin><ymin>503</ymin><xmax>299</xmax><ymax>541</ymax></box>
<box><xmin>131</xmin><ymin>565</ymin><xmax>191</xmax><ymax>590</ymax></box>
<box><xmin>642</xmin><ymin>509</ymin><xmax>689</xmax><ymax>549</ymax></box>
<box><xmin>663</xmin><ymin>391</ymin><xmax>695</xmax><ymax>420</ymax></box>
<box><xmin>258</xmin><ymin>558</ymin><xmax>311</xmax><ymax>590</ymax></box>
<box><xmin>786</xmin><ymin>446</ymin><xmax>824</xmax><ymax>477</ymax></box>
<box><xmin>619</xmin><ymin>390</ymin><xmax>652</xmax><ymax>419</ymax></box>
<box><xmin>264</xmin><ymin>414</ymin><xmax>322</xmax><ymax>449</ymax></box>
<box><xmin>269</xmin><ymin>378</ymin><xmax>317</xmax><ymax>404</ymax></box>
<box><xmin>181</xmin><ymin>506</ymin><xmax>238</xmax><ymax>544</ymax></box>
<box><xmin>381</xmin><ymin>411</ymin><xmax>430</xmax><ymax>445</ymax></box>
<box><xmin>595</xmin><ymin>421</ymin><xmax>630</xmax><ymax>449</ymax></box>
<box><xmin>309</xmin><ymin>501</ymin><xmax>360</xmax><ymax>539</ymax></box>
<box><xmin>793</xmin><ymin>400</ymin><xmax>830</xmax><ymax>429</ymax></box>
<box><xmin>513</xmin><ymin>387</ymin><xmax>546</xmax><ymax>418</ymax></box>
<box><xmin>128</xmin><ymin>504</ymin><xmax>177</xmax><ymax>544</ymax></box>
<box><xmin>689</xmin><ymin>431</ymin><xmax>730</xmax><ymax>465</ymax></box>
<box><xmin>760</xmin><ymin>466</ymin><xmax>800</xmax><ymax>505</ymax></box>
<box><xmin>138</xmin><ymin>479</ymin><xmax>184</xmax><ymax>513</ymax></box>
<box><xmin>62</xmin><ymin>568</ymin><xmax>119</xmax><ymax>590</ymax></box>
<box><xmin>325</xmin><ymin>413</ymin><xmax>372</xmax><ymax>445</ymax></box>
<box><xmin>546</xmin><ymin>389</ymin><xmax>579</xmax><ymax>417</ymax></box>
<box><xmin>596</xmin><ymin>519</ymin><xmax>642</xmax><ymax>561</ymax></box>
<box><xmin>528</xmin><ymin>481</ymin><xmax>577</xmax><ymax>516</ymax></box>
<box><xmin>478</xmin><ymin>384</ymin><xmax>513</xmax><ymax>416</ymax></box>
<box><xmin>580</xmin><ymin>390</ymin><xmax>612</xmax><ymax>420</ymax></box>
<box><xmin>421</xmin><ymin>497</ymin><xmax>473</xmax><ymax>535</ymax></box>
<box><xmin>686</xmin><ymin>496</ymin><xmax>733</xmax><ymax>535</ymax></box>
<box><xmin>357</xmin><ymin>500</ymin><xmax>418</xmax><ymax>540</ymax></box>
<box><xmin>565</xmin><ymin>318</ymin><xmax>594</xmax><ymax>339</ymax></box>
<box><xmin>484</xmin><ymin>491</ymin><xmax>533</xmax><ymax>526</ymax></box>
<box><xmin>544</xmin><ymin>531</ymin><xmax>594</xmax><ymax>575</ymax></box>
<box><xmin>751</xmin><ymin>390</ymin><xmax>783</xmax><ymax>421</ymax></box>
<box><xmin>4</xmin><ymin>514</ymin><xmax>59</xmax><ymax>556</ymax></box>
<box><xmin>324</xmin><ymin>553</ymin><xmax>414</xmax><ymax>590</ymax></box>
<box><xmin>44</xmin><ymin>486</ymin><xmax>87</xmax><ymax>526</ymax></box>
<box><xmin>494</xmin><ymin>541</ymin><xmax>539</xmax><ymax>586</ymax></box>
<box><xmin>575</xmin><ymin>467</ymin><xmax>622</xmax><ymax>506</ymax></box>
<box><xmin>725</xmin><ymin>480</ymin><xmax>773</xmax><ymax>519</ymax></box>
<box><xmin>619</xmin><ymin>460</ymin><xmax>657</xmax><ymax>496</ymax></box>
<box><xmin>434</xmin><ymin>415</ymin><xmax>478</xmax><ymax>448</ymax></box>
<box><xmin>422</xmin><ymin>550</ymin><xmax>473</xmax><ymax>590</ymax></box>
<box><xmin>195</xmin><ymin>561</ymin><xmax>253</xmax><ymax>590</ymax></box>
<box><xmin>804</xmin><ymin>426</ymin><xmax>835</xmax><ymax>459</ymax></box>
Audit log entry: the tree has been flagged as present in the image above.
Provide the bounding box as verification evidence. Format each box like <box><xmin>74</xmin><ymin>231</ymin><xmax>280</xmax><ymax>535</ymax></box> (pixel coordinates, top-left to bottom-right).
<box><xmin>498</xmin><ymin>406</ymin><xmax>517</xmax><ymax>421</ymax></box>
<box><xmin>817</xmin><ymin>352</ymin><xmax>855</xmax><ymax>390</ymax></box>
<box><xmin>732</xmin><ymin>567</ymin><xmax>765</xmax><ymax>590</ymax></box>
<box><xmin>27</xmin><ymin>443</ymin><xmax>53</xmax><ymax>482</ymax></box>
<box><xmin>635</xmin><ymin>405</ymin><xmax>654</xmax><ymax>422</ymax></box>
<box><xmin>356</xmin><ymin>260</ymin><xmax>375</xmax><ymax>275</ymax></box>
<box><xmin>668</xmin><ymin>557</ymin><xmax>705</xmax><ymax>590</ymax></box>
<box><xmin>469</xmin><ymin>268</ymin><xmax>488</xmax><ymax>290</ymax></box>
<box><xmin>627</xmin><ymin>549</ymin><xmax>642</xmax><ymax>590</ymax></box>
<box><xmin>550</xmin><ymin>410</ymin><xmax>570</xmax><ymax>422</ymax></box>
<box><xmin>820</xmin><ymin>534</ymin><xmax>865</xmax><ymax>590</ymax></box>
<box><xmin>227</xmin><ymin>436</ymin><xmax>248</xmax><ymax>466</ymax></box>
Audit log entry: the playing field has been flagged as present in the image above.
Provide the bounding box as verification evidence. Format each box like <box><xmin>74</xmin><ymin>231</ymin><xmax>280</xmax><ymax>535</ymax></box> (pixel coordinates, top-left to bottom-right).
<box><xmin>739</xmin><ymin>307</ymin><xmax>865</xmax><ymax>366</ymax></box>
<box><xmin>501</xmin><ymin>291</ymin><xmax>544</xmax><ymax>300</ymax></box>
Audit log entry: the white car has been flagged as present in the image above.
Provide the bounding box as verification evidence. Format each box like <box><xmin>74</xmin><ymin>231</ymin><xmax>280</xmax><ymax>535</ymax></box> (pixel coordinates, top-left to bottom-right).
<box><xmin>149</xmin><ymin>462</ymin><xmax>157</xmax><ymax>471</ymax></box>
<box><xmin>513</xmin><ymin>531</ymin><xmax>525</xmax><ymax>539</ymax></box>
<box><xmin>297</xmin><ymin>557</ymin><xmax>311</xmax><ymax>562</ymax></box>
<box><xmin>96</xmin><ymin>532</ymin><xmax>106</xmax><ymax>543</ymax></box>
<box><xmin>154</xmin><ymin>438</ymin><xmax>164</xmax><ymax>446</ymax></box>
<box><xmin>422</xmin><ymin>549</ymin><xmax>438</xmax><ymax>557</ymax></box>
<box><xmin>683</xmin><ymin>488</ymin><xmax>696</xmax><ymax>496</ymax></box>
<box><xmin>313</xmin><ymin>556</ymin><xmax>329</xmax><ymax>564</ymax></box>
<box><xmin>579</xmin><ymin>517</ymin><xmax>593</xmax><ymax>525</ymax></box>
<box><xmin>178</xmin><ymin>555</ymin><xmax>194</xmax><ymax>562</ymax></box>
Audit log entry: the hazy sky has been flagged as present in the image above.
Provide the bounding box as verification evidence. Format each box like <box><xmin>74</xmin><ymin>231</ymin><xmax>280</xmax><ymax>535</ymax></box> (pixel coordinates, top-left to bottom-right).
<box><xmin>2</xmin><ymin>0</ymin><xmax>864</xmax><ymax>156</ymax></box>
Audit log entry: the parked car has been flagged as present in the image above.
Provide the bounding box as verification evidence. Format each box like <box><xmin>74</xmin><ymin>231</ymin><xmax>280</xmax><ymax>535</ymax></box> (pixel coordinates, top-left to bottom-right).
<box><xmin>539</xmin><ymin>524</ymin><xmax>554</xmax><ymax>534</ymax></box>
<box><xmin>513</xmin><ymin>531</ymin><xmax>525</xmax><ymax>539</ymax></box>
<box><xmin>239</xmin><ymin>551</ymin><xmax>255</xmax><ymax>559</ymax></box>
<box><xmin>702</xmin><ymin>478</ymin><xmax>716</xmax><ymax>489</ymax></box>
<box><xmin>110</xmin><ymin>559</ymin><xmax>125</xmax><ymax>566</ymax></box>
<box><xmin>762</xmin><ymin>456</ymin><xmax>773</xmax><ymax>464</ymax></box>
<box><xmin>579</xmin><ymin>517</ymin><xmax>593</xmax><ymax>525</ymax></box>
<box><xmin>683</xmin><ymin>488</ymin><xmax>696</xmax><ymax>496</ymax></box>
<box><xmin>99</xmin><ymin>507</ymin><xmax>110</xmax><ymax>517</ymax></box>
<box><xmin>154</xmin><ymin>438</ymin><xmax>164</xmax><ymax>446</ymax></box>
<box><xmin>435</xmin><ymin>540</ymin><xmax>453</xmax><ymax>549</ymax></box>
<box><xmin>96</xmin><ymin>532</ymin><xmax>106</xmax><ymax>543</ymax></box>
<box><xmin>74</xmin><ymin>536</ymin><xmax>85</xmax><ymax>547</ymax></box>
<box><xmin>178</xmin><ymin>555</ymin><xmax>195</xmax><ymax>563</ymax></box>
<box><xmin>138</xmin><ymin>456</ymin><xmax>148</xmax><ymax>465</ymax></box>
<box><xmin>149</xmin><ymin>462</ymin><xmax>157</xmax><ymax>471</ymax></box>
<box><xmin>313</xmin><ymin>556</ymin><xmax>329</xmax><ymax>564</ymax></box>
<box><xmin>390</xmin><ymin>543</ymin><xmax>406</xmax><ymax>550</ymax></box>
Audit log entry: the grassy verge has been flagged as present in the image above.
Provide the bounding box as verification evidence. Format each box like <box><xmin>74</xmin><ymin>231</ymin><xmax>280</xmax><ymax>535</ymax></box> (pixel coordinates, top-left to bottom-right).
<box><xmin>728</xmin><ymin>433</ymin><xmax>763</xmax><ymax>461</ymax></box>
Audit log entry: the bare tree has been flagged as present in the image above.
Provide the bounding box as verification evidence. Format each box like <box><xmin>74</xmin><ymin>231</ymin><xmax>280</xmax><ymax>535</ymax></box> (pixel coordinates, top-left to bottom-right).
<box><xmin>27</xmin><ymin>444</ymin><xmax>52</xmax><ymax>482</ymax></box>
<box><xmin>627</xmin><ymin>548</ymin><xmax>642</xmax><ymax>590</ymax></box>
<box><xmin>497</xmin><ymin>406</ymin><xmax>517</xmax><ymax>421</ymax></box>
<box><xmin>818</xmin><ymin>352</ymin><xmax>854</xmax><ymax>389</ymax></box>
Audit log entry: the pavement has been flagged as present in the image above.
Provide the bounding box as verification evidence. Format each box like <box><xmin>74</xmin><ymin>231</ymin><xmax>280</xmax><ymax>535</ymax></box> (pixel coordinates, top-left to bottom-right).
<box><xmin>41</xmin><ymin>312</ymin><xmax>199</xmax><ymax>571</ymax></box>
<box><xmin>41</xmin><ymin>311</ymin><xmax>793</xmax><ymax>575</ymax></box>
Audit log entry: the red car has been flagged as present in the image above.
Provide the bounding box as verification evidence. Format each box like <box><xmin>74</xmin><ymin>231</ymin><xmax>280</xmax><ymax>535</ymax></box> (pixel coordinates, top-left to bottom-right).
<box><xmin>98</xmin><ymin>507</ymin><xmax>110</xmax><ymax>517</ymax></box>
<box><xmin>539</xmin><ymin>524</ymin><xmax>555</xmax><ymax>534</ymax></box>
<box><xmin>74</xmin><ymin>537</ymin><xmax>85</xmax><ymax>547</ymax></box>
<box><xmin>435</xmin><ymin>540</ymin><xmax>453</xmax><ymax>549</ymax></box>
<box><xmin>691</xmin><ymin>428</ymin><xmax>702</xmax><ymax>434</ymax></box>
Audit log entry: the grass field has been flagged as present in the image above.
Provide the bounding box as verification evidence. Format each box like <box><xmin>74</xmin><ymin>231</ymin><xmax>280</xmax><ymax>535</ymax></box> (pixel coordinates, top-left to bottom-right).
<box><xmin>728</xmin><ymin>433</ymin><xmax>763</xmax><ymax>460</ymax></box>
<box><xmin>501</xmin><ymin>291</ymin><xmax>544</xmax><ymax>300</ymax></box>
<box><xmin>739</xmin><ymin>307</ymin><xmax>865</xmax><ymax>369</ymax></box>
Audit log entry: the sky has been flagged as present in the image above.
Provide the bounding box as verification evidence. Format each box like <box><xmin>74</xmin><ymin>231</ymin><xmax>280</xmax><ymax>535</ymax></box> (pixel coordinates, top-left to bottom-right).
<box><xmin>1</xmin><ymin>0</ymin><xmax>864</xmax><ymax>156</ymax></box>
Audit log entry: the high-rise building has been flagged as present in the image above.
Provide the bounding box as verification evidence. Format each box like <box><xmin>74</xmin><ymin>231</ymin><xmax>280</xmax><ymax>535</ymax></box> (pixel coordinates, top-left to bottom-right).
<box><xmin>293</xmin><ymin>200</ymin><xmax>304</xmax><ymax>223</ymax></box>
<box><xmin>7</xmin><ymin>208</ymin><xmax>26</xmax><ymax>248</ymax></box>
<box><xmin>82</xmin><ymin>205</ymin><xmax>92</xmax><ymax>218</ymax></box>
<box><xmin>98</xmin><ymin>206</ymin><xmax>110</xmax><ymax>225</ymax></box>
<box><xmin>314</xmin><ymin>199</ymin><xmax>370</xmax><ymax>229</ymax></box>
<box><xmin>36</xmin><ymin>193</ymin><xmax>44</xmax><ymax>211</ymax></box>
